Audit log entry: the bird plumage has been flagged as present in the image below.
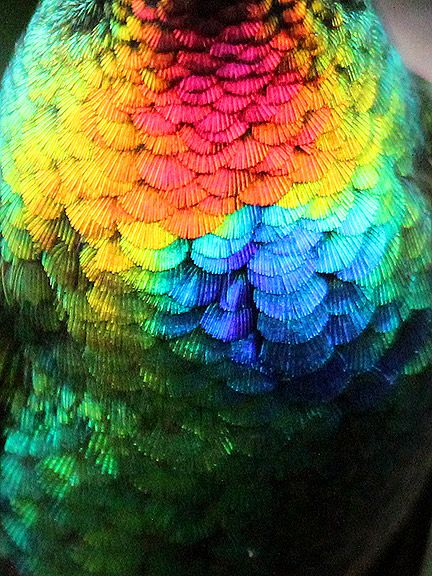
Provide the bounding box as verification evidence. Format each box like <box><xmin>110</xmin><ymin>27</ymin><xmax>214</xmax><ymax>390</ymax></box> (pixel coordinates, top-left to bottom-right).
<box><xmin>0</xmin><ymin>1</ymin><xmax>431</xmax><ymax>574</ymax></box>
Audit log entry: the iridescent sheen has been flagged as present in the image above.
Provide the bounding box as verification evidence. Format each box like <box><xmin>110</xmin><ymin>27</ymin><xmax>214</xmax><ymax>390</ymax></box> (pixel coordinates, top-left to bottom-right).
<box><xmin>0</xmin><ymin>1</ymin><xmax>431</xmax><ymax>575</ymax></box>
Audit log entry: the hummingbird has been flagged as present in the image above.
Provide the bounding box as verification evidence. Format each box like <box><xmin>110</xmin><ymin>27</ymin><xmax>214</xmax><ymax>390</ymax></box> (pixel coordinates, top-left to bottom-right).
<box><xmin>0</xmin><ymin>1</ymin><xmax>431</xmax><ymax>575</ymax></box>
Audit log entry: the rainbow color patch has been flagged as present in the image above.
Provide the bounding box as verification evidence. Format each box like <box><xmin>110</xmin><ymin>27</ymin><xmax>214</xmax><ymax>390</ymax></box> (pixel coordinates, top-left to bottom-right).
<box><xmin>0</xmin><ymin>1</ymin><xmax>431</xmax><ymax>574</ymax></box>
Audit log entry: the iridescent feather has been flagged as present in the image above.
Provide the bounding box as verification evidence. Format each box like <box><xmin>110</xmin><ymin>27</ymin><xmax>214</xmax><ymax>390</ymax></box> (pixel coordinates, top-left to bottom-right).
<box><xmin>0</xmin><ymin>1</ymin><xmax>431</xmax><ymax>575</ymax></box>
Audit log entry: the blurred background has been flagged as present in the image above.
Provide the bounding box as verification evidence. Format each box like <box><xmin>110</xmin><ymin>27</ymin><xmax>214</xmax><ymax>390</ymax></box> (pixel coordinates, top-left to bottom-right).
<box><xmin>377</xmin><ymin>0</ymin><xmax>432</xmax><ymax>80</ymax></box>
<box><xmin>2</xmin><ymin>2</ymin><xmax>37</xmax><ymax>76</ymax></box>
<box><xmin>0</xmin><ymin>1</ymin><xmax>431</xmax><ymax>575</ymax></box>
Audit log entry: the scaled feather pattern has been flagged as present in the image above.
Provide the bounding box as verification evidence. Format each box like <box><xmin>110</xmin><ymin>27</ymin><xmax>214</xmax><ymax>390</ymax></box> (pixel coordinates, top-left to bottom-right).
<box><xmin>0</xmin><ymin>0</ymin><xmax>431</xmax><ymax>575</ymax></box>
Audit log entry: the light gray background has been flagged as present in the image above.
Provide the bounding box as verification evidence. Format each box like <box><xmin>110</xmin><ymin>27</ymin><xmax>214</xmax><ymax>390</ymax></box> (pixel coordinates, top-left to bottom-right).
<box><xmin>376</xmin><ymin>0</ymin><xmax>432</xmax><ymax>80</ymax></box>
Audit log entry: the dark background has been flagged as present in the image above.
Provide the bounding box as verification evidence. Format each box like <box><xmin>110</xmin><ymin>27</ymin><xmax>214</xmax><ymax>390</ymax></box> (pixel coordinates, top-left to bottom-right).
<box><xmin>0</xmin><ymin>1</ymin><xmax>431</xmax><ymax>575</ymax></box>
<box><xmin>2</xmin><ymin>2</ymin><xmax>37</xmax><ymax>75</ymax></box>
